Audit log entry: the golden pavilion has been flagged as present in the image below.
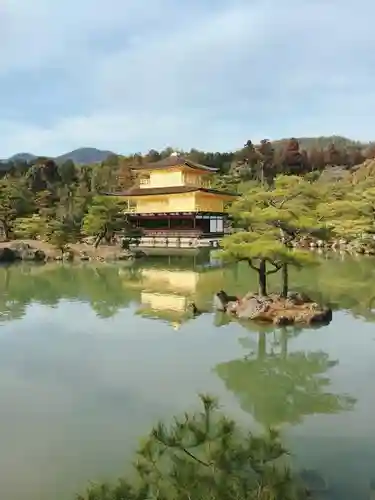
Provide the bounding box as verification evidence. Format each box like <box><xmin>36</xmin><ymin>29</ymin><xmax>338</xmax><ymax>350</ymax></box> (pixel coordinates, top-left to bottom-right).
<box><xmin>110</xmin><ymin>152</ymin><xmax>237</xmax><ymax>248</ymax></box>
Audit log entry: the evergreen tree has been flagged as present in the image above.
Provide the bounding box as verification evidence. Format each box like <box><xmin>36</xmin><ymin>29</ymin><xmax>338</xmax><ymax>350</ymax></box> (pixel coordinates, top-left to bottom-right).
<box><xmin>82</xmin><ymin>196</ymin><xmax>131</xmax><ymax>247</ymax></box>
<box><xmin>219</xmin><ymin>176</ymin><xmax>325</xmax><ymax>296</ymax></box>
<box><xmin>0</xmin><ymin>177</ymin><xmax>34</xmax><ymax>240</ymax></box>
<box><xmin>45</xmin><ymin>218</ymin><xmax>75</xmax><ymax>257</ymax></box>
<box><xmin>316</xmin><ymin>178</ymin><xmax>374</xmax><ymax>243</ymax></box>
<box><xmin>77</xmin><ymin>395</ymin><xmax>308</xmax><ymax>500</ymax></box>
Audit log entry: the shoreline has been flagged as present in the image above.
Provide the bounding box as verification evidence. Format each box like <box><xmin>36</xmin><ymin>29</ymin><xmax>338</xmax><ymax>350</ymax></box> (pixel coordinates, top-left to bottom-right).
<box><xmin>0</xmin><ymin>239</ymin><xmax>212</xmax><ymax>263</ymax></box>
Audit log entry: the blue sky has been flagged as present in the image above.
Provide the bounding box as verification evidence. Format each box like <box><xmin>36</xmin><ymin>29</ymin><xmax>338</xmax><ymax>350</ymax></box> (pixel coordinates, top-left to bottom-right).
<box><xmin>0</xmin><ymin>0</ymin><xmax>374</xmax><ymax>157</ymax></box>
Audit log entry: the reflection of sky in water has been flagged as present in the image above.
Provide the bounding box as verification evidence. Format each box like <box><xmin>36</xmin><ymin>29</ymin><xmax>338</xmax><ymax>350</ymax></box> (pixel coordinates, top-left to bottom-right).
<box><xmin>0</xmin><ymin>303</ymin><xmax>246</xmax><ymax>500</ymax></box>
<box><xmin>283</xmin><ymin>312</ymin><xmax>375</xmax><ymax>499</ymax></box>
<box><xmin>0</xmin><ymin>292</ymin><xmax>374</xmax><ymax>498</ymax></box>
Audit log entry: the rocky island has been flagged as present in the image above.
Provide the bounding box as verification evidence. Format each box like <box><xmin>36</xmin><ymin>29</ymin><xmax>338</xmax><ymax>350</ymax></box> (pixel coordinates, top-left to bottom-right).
<box><xmin>214</xmin><ymin>290</ymin><xmax>332</xmax><ymax>326</ymax></box>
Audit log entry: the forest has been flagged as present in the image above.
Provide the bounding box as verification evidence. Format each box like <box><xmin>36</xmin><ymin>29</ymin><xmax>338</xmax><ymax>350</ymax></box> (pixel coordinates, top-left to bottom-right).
<box><xmin>1</xmin><ymin>135</ymin><xmax>375</xmax><ymax>254</ymax></box>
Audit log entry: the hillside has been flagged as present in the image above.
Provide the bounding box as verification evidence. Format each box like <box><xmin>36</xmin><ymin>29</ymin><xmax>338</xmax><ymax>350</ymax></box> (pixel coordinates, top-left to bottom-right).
<box><xmin>272</xmin><ymin>135</ymin><xmax>367</xmax><ymax>150</ymax></box>
<box><xmin>5</xmin><ymin>147</ymin><xmax>115</xmax><ymax>165</ymax></box>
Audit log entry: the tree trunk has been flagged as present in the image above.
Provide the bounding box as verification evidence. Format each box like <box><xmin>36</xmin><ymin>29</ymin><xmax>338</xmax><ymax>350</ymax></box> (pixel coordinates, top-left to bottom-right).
<box><xmin>281</xmin><ymin>263</ymin><xmax>289</xmax><ymax>298</ymax></box>
<box><xmin>257</xmin><ymin>332</ymin><xmax>266</xmax><ymax>360</ymax></box>
<box><xmin>94</xmin><ymin>233</ymin><xmax>103</xmax><ymax>248</ymax></box>
<box><xmin>0</xmin><ymin>220</ymin><xmax>11</xmax><ymax>241</ymax></box>
<box><xmin>280</xmin><ymin>328</ymin><xmax>288</xmax><ymax>359</ymax></box>
<box><xmin>258</xmin><ymin>259</ymin><xmax>267</xmax><ymax>296</ymax></box>
<box><xmin>94</xmin><ymin>228</ymin><xmax>107</xmax><ymax>248</ymax></box>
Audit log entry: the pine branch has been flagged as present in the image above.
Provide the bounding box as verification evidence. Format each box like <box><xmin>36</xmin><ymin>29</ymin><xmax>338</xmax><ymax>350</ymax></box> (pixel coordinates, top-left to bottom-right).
<box><xmin>279</xmin><ymin>192</ymin><xmax>302</xmax><ymax>209</ymax></box>
<box><xmin>247</xmin><ymin>259</ymin><xmax>260</xmax><ymax>272</ymax></box>
<box><xmin>265</xmin><ymin>260</ymin><xmax>282</xmax><ymax>275</ymax></box>
<box><xmin>180</xmin><ymin>446</ymin><xmax>211</xmax><ymax>467</ymax></box>
<box><xmin>152</xmin><ymin>432</ymin><xmax>212</xmax><ymax>467</ymax></box>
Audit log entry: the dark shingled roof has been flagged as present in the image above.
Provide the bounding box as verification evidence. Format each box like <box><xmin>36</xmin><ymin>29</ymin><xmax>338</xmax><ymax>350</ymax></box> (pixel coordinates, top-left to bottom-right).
<box><xmin>131</xmin><ymin>155</ymin><xmax>217</xmax><ymax>172</ymax></box>
<box><xmin>106</xmin><ymin>186</ymin><xmax>238</xmax><ymax>197</ymax></box>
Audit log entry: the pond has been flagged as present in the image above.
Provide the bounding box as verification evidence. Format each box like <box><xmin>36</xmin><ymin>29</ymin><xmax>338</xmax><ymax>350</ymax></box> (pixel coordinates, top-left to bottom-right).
<box><xmin>0</xmin><ymin>252</ymin><xmax>375</xmax><ymax>499</ymax></box>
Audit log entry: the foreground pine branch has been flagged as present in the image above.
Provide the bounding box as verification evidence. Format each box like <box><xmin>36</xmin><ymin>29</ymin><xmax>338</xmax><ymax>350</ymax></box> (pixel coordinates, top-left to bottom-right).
<box><xmin>77</xmin><ymin>394</ymin><xmax>309</xmax><ymax>500</ymax></box>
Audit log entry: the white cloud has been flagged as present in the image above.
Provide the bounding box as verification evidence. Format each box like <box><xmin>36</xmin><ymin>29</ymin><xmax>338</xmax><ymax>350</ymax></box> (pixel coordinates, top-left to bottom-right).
<box><xmin>0</xmin><ymin>0</ymin><xmax>191</xmax><ymax>75</ymax></box>
<box><xmin>0</xmin><ymin>0</ymin><xmax>374</xmax><ymax>157</ymax></box>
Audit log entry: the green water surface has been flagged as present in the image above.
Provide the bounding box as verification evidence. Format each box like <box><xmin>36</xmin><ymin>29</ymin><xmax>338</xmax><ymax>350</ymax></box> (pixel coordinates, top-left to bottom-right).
<box><xmin>0</xmin><ymin>252</ymin><xmax>374</xmax><ymax>499</ymax></box>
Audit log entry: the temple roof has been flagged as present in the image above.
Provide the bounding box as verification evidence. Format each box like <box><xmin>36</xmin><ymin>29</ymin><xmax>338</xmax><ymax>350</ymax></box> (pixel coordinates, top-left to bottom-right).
<box><xmin>131</xmin><ymin>155</ymin><xmax>217</xmax><ymax>172</ymax></box>
<box><xmin>107</xmin><ymin>186</ymin><xmax>237</xmax><ymax>197</ymax></box>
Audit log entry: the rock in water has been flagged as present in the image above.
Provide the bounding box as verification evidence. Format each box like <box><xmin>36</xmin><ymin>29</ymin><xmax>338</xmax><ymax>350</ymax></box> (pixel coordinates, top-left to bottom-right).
<box><xmin>0</xmin><ymin>247</ymin><xmax>18</xmax><ymax>262</ymax></box>
<box><xmin>213</xmin><ymin>290</ymin><xmax>239</xmax><ymax>312</ymax></box>
<box><xmin>310</xmin><ymin>307</ymin><xmax>332</xmax><ymax>324</ymax></box>
<box><xmin>80</xmin><ymin>251</ymin><xmax>90</xmax><ymax>261</ymax></box>
<box><xmin>213</xmin><ymin>292</ymin><xmax>228</xmax><ymax>312</ymax></box>
<box><xmin>63</xmin><ymin>250</ymin><xmax>74</xmax><ymax>261</ymax></box>
<box><xmin>7</xmin><ymin>242</ymin><xmax>46</xmax><ymax>262</ymax></box>
<box><xmin>33</xmin><ymin>250</ymin><xmax>46</xmax><ymax>262</ymax></box>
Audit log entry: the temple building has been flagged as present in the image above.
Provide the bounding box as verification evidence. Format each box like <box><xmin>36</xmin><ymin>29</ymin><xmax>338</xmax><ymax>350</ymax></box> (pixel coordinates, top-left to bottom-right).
<box><xmin>109</xmin><ymin>152</ymin><xmax>238</xmax><ymax>248</ymax></box>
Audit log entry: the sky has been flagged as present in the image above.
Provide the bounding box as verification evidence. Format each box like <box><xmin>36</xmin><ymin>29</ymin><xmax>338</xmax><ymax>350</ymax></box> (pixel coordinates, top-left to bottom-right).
<box><xmin>0</xmin><ymin>0</ymin><xmax>374</xmax><ymax>158</ymax></box>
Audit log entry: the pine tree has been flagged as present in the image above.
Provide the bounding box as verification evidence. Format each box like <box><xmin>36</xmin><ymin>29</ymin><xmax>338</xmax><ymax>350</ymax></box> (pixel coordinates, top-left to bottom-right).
<box><xmin>219</xmin><ymin>176</ymin><xmax>327</xmax><ymax>296</ymax></box>
<box><xmin>77</xmin><ymin>395</ymin><xmax>308</xmax><ymax>500</ymax></box>
<box><xmin>316</xmin><ymin>179</ymin><xmax>374</xmax><ymax>244</ymax></box>
<box><xmin>82</xmin><ymin>196</ymin><xmax>142</xmax><ymax>248</ymax></box>
<box><xmin>0</xmin><ymin>177</ymin><xmax>34</xmax><ymax>240</ymax></box>
<box><xmin>45</xmin><ymin>218</ymin><xmax>74</xmax><ymax>257</ymax></box>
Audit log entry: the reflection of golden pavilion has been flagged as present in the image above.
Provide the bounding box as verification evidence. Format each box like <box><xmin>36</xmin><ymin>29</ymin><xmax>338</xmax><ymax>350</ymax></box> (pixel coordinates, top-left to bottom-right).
<box><xmin>121</xmin><ymin>267</ymin><xmax>225</xmax><ymax>327</ymax></box>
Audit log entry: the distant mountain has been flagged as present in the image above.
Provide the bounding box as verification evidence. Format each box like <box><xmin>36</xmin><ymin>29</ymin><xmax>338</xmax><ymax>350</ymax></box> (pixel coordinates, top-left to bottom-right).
<box><xmin>5</xmin><ymin>147</ymin><xmax>115</xmax><ymax>165</ymax></box>
<box><xmin>8</xmin><ymin>152</ymin><xmax>37</xmax><ymax>162</ymax></box>
<box><xmin>55</xmin><ymin>147</ymin><xmax>115</xmax><ymax>164</ymax></box>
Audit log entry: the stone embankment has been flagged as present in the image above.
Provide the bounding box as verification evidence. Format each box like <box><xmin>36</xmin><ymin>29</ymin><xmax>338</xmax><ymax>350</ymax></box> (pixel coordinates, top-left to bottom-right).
<box><xmin>293</xmin><ymin>236</ymin><xmax>375</xmax><ymax>255</ymax></box>
<box><xmin>0</xmin><ymin>240</ymin><xmax>144</xmax><ymax>263</ymax></box>
<box><xmin>214</xmin><ymin>290</ymin><xmax>332</xmax><ymax>326</ymax></box>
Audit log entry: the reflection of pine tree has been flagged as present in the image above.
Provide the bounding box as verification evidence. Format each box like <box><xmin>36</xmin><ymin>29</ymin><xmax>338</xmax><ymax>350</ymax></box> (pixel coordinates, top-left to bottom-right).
<box><xmin>0</xmin><ymin>264</ymin><xmax>140</xmax><ymax>321</ymax></box>
<box><xmin>0</xmin><ymin>268</ymin><xmax>28</xmax><ymax>322</ymax></box>
<box><xmin>215</xmin><ymin>327</ymin><xmax>356</xmax><ymax>427</ymax></box>
<box><xmin>292</xmin><ymin>255</ymin><xmax>375</xmax><ymax>323</ymax></box>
